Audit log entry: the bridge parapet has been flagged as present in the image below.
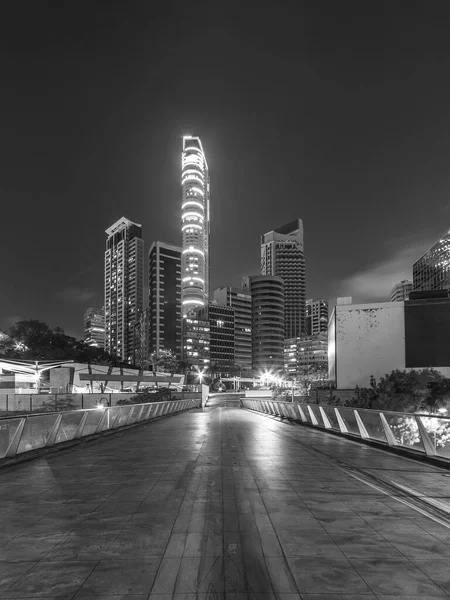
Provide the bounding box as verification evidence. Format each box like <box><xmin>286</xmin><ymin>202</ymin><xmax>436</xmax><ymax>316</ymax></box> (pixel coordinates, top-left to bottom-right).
<box><xmin>0</xmin><ymin>398</ymin><xmax>201</xmax><ymax>461</ymax></box>
<box><xmin>242</xmin><ymin>398</ymin><xmax>450</xmax><ymax>464</ymax></box>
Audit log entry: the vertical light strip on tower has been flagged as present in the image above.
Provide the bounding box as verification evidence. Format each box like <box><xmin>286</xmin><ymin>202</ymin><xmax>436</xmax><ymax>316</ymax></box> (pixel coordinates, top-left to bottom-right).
<box><xmin>181</xmin><ymin>135</ymin><xmax>210</xmax><ymax>314</ymax></box>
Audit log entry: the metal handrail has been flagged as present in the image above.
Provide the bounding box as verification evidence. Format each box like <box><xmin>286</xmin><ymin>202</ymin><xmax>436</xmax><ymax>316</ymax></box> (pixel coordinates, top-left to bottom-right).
<box><xmin>242</xmin><ymin>398</ymin><xmax>450</xmax><ymax>462</ymax></box>
<box><xmin>0</xmin><ymin>398</ymin><xmax>201</xmax><ymax>460</ymax></box>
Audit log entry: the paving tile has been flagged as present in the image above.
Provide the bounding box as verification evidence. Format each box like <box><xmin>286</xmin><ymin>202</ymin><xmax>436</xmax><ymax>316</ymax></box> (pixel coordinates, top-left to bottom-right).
<box><xmin>0</xmin><ymin>561</ymin><xmax>37</xmax><ymax>595</ymax></box>
<box><xmin>287</xmin><ymin>556</ymin><xmax>371</xmax><ymax>594</ymax></box>
<box><xmin>78</xmin><ymin>559</ymin><xmax>160</xmax><ymax>595</ymax></box>
<box><xmin>2</xmin><ymin>560</ymin><xmax>97</xmax><ymax>597</ymax></box>
<box><xmin>349</xmin><ymin>557</ymin><xmax>448</xmax><ymax>595</ymax></box>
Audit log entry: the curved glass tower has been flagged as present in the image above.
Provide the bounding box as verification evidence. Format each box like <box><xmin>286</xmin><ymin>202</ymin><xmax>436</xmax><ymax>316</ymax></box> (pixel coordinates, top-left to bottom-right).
<box><xmin>181</xmin><ymin>136</ymin><xmax>210</xmax><ymax>314</ymax></box>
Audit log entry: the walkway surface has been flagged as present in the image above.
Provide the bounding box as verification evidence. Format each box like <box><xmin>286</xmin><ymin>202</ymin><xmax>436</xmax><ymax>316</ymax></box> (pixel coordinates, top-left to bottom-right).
<box><xmin>1</xmin><ymin>404</ymin><xmax>450</xmax><ymax>599</ymax></box>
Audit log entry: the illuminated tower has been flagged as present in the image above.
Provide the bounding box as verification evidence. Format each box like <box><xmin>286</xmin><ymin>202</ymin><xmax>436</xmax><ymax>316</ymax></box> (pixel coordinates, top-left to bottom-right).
<box><xmin>181</xmin><ymin>136</ymin><xmax>210</xmax><ymax>315</ymax></box>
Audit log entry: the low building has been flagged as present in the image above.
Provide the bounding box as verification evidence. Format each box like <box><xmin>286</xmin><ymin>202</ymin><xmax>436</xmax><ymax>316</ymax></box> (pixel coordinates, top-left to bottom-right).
<box><xmin>329</xmin><ymin>292</ymin><xmax>450</xmax><ymax>389</ymax></box>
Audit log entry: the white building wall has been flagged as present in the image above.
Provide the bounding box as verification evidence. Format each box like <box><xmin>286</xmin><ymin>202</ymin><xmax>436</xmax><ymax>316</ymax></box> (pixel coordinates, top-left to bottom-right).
<box><xmin>335</xmin><ymin>302</ymin><xmax>405</xmax><ymax>389</ymax></box>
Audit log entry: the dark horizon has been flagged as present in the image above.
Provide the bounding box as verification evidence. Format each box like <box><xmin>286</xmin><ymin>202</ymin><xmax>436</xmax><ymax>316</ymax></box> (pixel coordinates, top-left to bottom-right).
<box><xmin>2</xmin><ymin>2</ymin><xmax>450</xmax><ymax>339</ymax></box>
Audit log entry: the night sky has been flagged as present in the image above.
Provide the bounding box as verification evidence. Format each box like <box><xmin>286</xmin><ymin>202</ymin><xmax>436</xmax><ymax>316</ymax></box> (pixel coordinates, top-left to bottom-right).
<box><xmin>2</xmin><ymin>2</ymin><xmax>450</xmax><ymax>339</ymax></box>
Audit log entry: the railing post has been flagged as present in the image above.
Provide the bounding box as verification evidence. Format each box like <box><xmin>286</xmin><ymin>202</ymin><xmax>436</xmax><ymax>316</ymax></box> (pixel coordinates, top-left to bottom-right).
<box><xmin>5</xmin><ymin>418</ymin><xmax>27</xmax><ymax>457</ymax></box>
<box><xmin>415</xmin><ymin>416</ymin><xmax>437</xmax><ymax>456</ymax></box>
<box><xmin>319</xmin><ymin>406</ymin><xmax>332</xmax><ymax>429</ymax></box>
<box><xmin>6</xmin><ymin>394</ymin><xmax>8</xmax><ymax>415</ymax></box>
<box><xmin>75</xmin><ymin>411</ymin><xmax>89</xmax><ymax>439</ymax></box>
<box><xmin>46</xmin><ymin>414</ymin><xmax>63</xmax><ymax>447</ymax></box>
<box><xmin>307</xmin><ymin>405</ymin><xmax>319</xmax><ymax>426</ymax></box>
<box><xmin>55</xmin><ymin>394</ymin><xmax>58</xmax><ymax>412</ymax></box>
<box><xmin>334</xmin><ymin>408</ymin><xmax>348</xmax><ymax>433</ymax></box>
<box><xmin>81</xmin><ymin>394</ymin><xmax>84</xmax><ymax>409</ymax></box>
<box><xmin>30</xmin><ymin>395</ymin><xmax>32</xmax><ymax>413</ymax></box>
<box><xmin>296</xmin><ymin>404</ymin><xmax>308</xmax><ymax>422</ymax></box>
<box><xmin>354</xmin><ymin>410</ymin><xmax>369</xmax><ymax>439</ymax></box>
<box><xmin>379</xmin><ymin>413</ymin><xmax>398</xmax><ymax>446</ymax></box>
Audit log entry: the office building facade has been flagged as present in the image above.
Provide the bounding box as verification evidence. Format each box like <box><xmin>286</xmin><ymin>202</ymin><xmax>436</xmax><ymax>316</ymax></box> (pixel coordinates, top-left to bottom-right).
<box><xmin>213</xmin><ymin>286</ymin><xmax>252</xmax><ymax>371</ymax></box>
<box><xmin>83</xmin><ymin>307</ymin><xmax>105</xmax><ymax>349</ymax></box>
<box><xmin>284</xmin><ymin>333</ymin><xmax>328</xmax><ymax>376</ymax></box>
<box><xmin>390</xmin><ymin>280</ymin><xmax>413</xmax><ymax>302</ymax></box>
<box><xmin>199</xmin><ymin>303</ymin><xmax>235</xmax><ymax>377</ymax></box>
<box><xmin>306</xmin><ymin>299</ymin><xmax>328</xmax><ymax>335</ymax></box>
<box><xmin>104</xmin><ymin>217</ymin><xmax>144</xmax><ymax>363</ymax></box>
<box><xmin>182</xmin><ymin>314</ymin><xmax>210</xmax><ymax>372</ymax></box>
<box><xmin>242</xmin><ymin>275</ymin><xmax>285</xmax><ymax>372</ymax></box>
<box><xmin>148</xmin><ymin>241</ymin><xmax>182</xmax><ymax>361</ymax></box>
<box><xmin>261</xmin><ymin>218</ymin><xmax>306</xmax><ymax>337</ymax></box>
<box><xmin>181</xmin><ymin>136</ymin><xmax>210</xmax><ymax>314</ymax></box>
<box><xmin>413</xmin><ymin>231</ymin><xmax>450</xmax><ymax>292</ymax></box>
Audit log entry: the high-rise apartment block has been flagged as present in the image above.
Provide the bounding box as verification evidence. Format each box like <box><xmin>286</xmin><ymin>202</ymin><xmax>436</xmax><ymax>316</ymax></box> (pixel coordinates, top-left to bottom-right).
<box><xmin>104</xmin><ymin>217</ymin><xmax>144</xmax><ymax>363</ymax></box>
<box><xmin>390</xmin><ymin>280</ymin><xmax>413</xmax><ymax>302</ymax></box>
<box><xmin>213</xmin><ymin>286</ymin><xmax>252</xmax><ymax>371</ymax></box>
<box><xmin>413</xmin><ymin>231</ymin><xmax>450</xmax><ymax>292</ymax></box>
<box><xmin>261</xmin><ymin>218</ymin><xmax>306</xmax><ymax>337</ymax></box>
<box><xmin>83</xmin><ymin>307</ymin><xmax>105</xmax><ymax>348</ymax></box>
<box><xmin>199</xmin><ymin>303</ymin><xmax>235</xmax><ymax>376</ymax></box>
<box><xmin>242</xmin><ymin>275</ymin><xmax>285</xmax><ymax>372</ymax></box>
<box><xmin>306</xmin><ymin>299</ymin><xmax>328</xmax><ymax>335</ymax></box>
<box><xmin>181</xmin><ymin>136</ymin><xmax>210</xmax><ymax>314</ymax></box>
<box><xmin>148</xmin><ymin>241</ymin><xmax>182</xmax><ymax>360</ymax></box>
<box><xmin>182</xmin><ymin>314</ymin><xmax>210</xmax><ymax>372</ymax></box>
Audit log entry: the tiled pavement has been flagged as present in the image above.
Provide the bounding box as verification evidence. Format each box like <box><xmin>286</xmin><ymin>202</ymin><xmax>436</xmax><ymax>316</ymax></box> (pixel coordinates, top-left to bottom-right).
<box><xmin>1</xmin><ymin>404</ymin><xmax>450</xmax><ymax>599</ymax></box>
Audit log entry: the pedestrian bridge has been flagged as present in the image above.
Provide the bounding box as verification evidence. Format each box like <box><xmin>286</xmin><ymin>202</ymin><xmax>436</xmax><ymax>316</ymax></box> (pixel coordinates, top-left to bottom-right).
<box><xmin>1</xmin><ymin>400</ymin><xmax>450</xmax><ymax>598</ymax></box>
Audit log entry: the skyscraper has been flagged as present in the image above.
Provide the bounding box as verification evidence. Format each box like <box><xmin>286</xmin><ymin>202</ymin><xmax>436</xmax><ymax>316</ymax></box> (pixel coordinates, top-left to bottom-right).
<box><xmin>104</xmin><ymin>217</ymin><xmax>144</xmax><ymax>363</ymax></box>
<box><xmin>198</xmin><ymin>303</ymin><xmax>235</xmax><ymax>377</ymax></box>
<box><xmin>181</xmin><ymin>135</ymin><xmax>210</xmax><ymax>315</ymax></box>
<box><xmin>148</xmin><ymin>241</ymin><xmax>182</xmax><ymax>360</ymax></box>
<box><xmin>261</xmin><ymin>218</ymin><xmax>306</xmax><ymax>337</ymax></box>
<box><xmin>213</xmin><ymin>286</ymin><xmax>252</xmax><ymax>371</ymax></box>
<box><xmin>306</xmin><ymin>299</ymin><xmax>328</xmax><ymax>335</ymax></box>
<box><xmin>413</xmin><ymin>231</ymin><xmax>450</xmax><ymax>292</ymax></box>
<box><xmin>390</xmin><ymin>280</ymin><xmax>413</xmax><ymax>302</ymax></box>
<box><xmin>242</xmin><ymin>275</ymin><xmax>285</xmax><ymax>372</ymax></box>
<box><xmin>83</xmin><ymin>307</ymin><xmax>105</xmax><ymax>348</ymax></box>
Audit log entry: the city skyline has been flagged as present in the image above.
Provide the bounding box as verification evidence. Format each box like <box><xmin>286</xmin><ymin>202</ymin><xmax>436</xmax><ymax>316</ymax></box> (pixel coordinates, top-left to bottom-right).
<box><xmin>2</xmin><ymin>4</ymin><xmax>450</xmax><ymax>339</ymax></box>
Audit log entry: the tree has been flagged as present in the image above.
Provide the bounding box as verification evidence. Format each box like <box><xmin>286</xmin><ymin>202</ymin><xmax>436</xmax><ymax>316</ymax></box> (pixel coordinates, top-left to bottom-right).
<box><xmin>150</xmin><ymin>348</ymin><xmax>178</xmax><ymax>374</ymax></box>
<box><xmin>296</xmin><ymin>362</ymin><xmax>329</xmax><ymax>396</ymax></box>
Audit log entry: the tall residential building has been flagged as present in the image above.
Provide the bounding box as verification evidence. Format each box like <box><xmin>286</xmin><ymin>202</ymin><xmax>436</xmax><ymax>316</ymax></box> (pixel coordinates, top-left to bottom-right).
<box><xmin>182</xmin><ymin>313</ymin><xmax>210</xmax><ymax>372</ymax></box>
<box><xmin>306</xmin><ymin>299</ymin><xmax>328</xmax><ymax>335</ymax></box>
<box><xmin>261</xmin><ymin>218</ymin><xmax>306</xmax><ymax>337</ymax></box>
<box><xmin>242</xmin><ymin>275</ymin><xmax>285</xmax><ymax>372</ymax></box>
<box><xmin>148</xmin><ymin>241</ymin><xmax>182</xmax><ymax>361</ymax></box>
<box><xmin>284</xmin><ymin>333</ymin><xmax>328</xmax><ymax>376</ymax></box>
<box><xmin>181</xmin><ymin>135</ymin><xmax>210</xmax><ymax>315</ymax></box>
<box><xmin>104</xmin><ymin>217</ymin><xmax>144</xmax><ymax>363</ymax></box>
<box><xmin>390</xmin><ymin>280</ymin><xmax>413</xmax><ymax>302</ymax></box>
<box><xmin>213</xmin><ymin>286</ymin><xmax>252</xmax><ymax>371</ymax></box>
<box><xmin>413</xmin><ymin>231</ymin><xmax>450</xmax><ymax>292</ymax></box>
<box><xmin>83</xmin><ymin>307</ymin><xmax>105</xmax><ymax>349</ymax></box>
<box><xmin>199</xmin><ymin>303</ymin><xmax>235</xmax><ymax>377</ymax></box>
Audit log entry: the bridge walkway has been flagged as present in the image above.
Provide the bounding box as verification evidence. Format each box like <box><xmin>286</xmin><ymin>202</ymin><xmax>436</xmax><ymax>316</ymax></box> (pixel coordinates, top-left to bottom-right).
<box><xmin>0</xmin><ymin>404</ymin><xmax>450</xmax><ymax>598</ymax></box>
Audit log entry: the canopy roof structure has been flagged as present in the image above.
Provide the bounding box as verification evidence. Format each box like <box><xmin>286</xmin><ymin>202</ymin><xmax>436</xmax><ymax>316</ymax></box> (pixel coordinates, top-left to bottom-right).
<box><xmin>0</xmin><ymin>358</ymin><xmax>74</xmax><ymax>377</ymax></box>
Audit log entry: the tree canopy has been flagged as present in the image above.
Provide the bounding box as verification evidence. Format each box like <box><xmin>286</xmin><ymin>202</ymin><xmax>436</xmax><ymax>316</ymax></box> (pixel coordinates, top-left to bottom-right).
<box><xmin>0</xmin><ymin>319</ymin><xmax>128</xmax><ymax>366</ymax></box>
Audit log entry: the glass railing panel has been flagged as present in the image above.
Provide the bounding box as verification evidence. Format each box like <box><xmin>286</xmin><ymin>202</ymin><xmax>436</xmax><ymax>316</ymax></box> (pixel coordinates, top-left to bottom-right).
<box><xmin>355</xmin><ymin>409</ymin><xmax>387</xmax><ymax>443</ymax></box>
<box><xmin>0</xmin><ymin>418</ymin><xmax>24</xmax><ymax>458</ymax></box>
<box><xmin>117</xmin><ymin>405</ymin><xmax>133</xmax><ymax>427</ymax></box>
<box><xmin>55</xmin><ymin>411</ymin><xmax>84</xmax><ymax>443</ymax></box>
<box><xmin>417</xmin><ymin>415</ymin><xmax>450</xmax><ymax>459</ymax></box>
<box><xmin>107</xmin><ymin>406</ymin><xmax>122</xmax><ymax>427</ymax></box>
<box><xmin>16</xmin><ymin>414</ymin><xmax>59</xmax><ymax>454</ymax></box>
<box><xmin>299</xmin><ymin>404</ymin><xmax>312</xmax><ymax>424</ymax></box>
<box><xmin>320</xmin><ymin>406</ymin><xmax>340</xmax><ymax>430</ymax></box>
<box><xmin>336</xmin><ymin>407</ymin><xmax>360</xmax><ymax>435</ymax></box>
<box><xmin>80</xmin><ymin>410</ymin><xmax>104</xmax><ymax>437</ymax></box>
<box><xmin>141</xmin><ymin>404</ymin><xmax>152</xmax><ymax>420</ymax></box>
<box><xmin>382</xmin><ymin>412</ymin><xmax>425</xmax><ymax>452</ymax></box>
<box><xmin>308</xmin><ymin>404</ymin><xmax>324</xmax><ymax>427</ymax></box>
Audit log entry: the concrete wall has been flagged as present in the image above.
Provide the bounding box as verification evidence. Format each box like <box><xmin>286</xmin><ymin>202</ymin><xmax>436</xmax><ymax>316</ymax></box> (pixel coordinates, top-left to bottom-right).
<box><xmin>335</xmin><ymin>302</ymin><xmax>406</xmax><ymax>389</ymax></box>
